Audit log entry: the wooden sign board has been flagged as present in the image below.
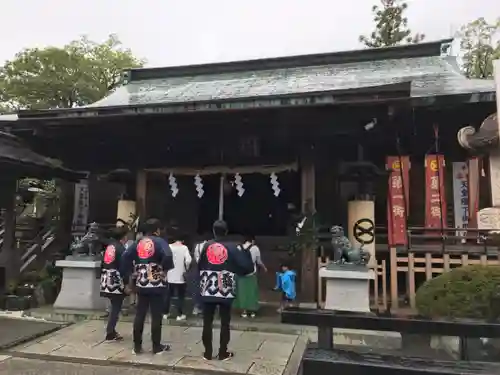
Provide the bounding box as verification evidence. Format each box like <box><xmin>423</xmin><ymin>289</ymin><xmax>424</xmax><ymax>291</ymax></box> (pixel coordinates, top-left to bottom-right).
<box><xmin>478</xmin><ymin>207</ymin><xmax>500</xmax><ymax>231</ymax></box>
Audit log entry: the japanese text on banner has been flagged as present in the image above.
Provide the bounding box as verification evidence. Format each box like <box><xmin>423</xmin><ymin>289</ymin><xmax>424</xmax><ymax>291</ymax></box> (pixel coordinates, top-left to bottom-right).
<box><xmin>387</xmin><ymin>156</ymin><xmax>410</xmax><ymax>246</ymax></box>
<box><xmin>425</xmin><ymin>155</ymin><xmax>446</xmax><ymax>230</ymax></box>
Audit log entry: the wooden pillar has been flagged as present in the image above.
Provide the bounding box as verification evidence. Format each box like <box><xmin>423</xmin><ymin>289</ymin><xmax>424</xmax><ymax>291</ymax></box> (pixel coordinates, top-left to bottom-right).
<box><xmin>495</xmin><ymin>60</ymin><xmax>500</xmax><ymax>126</ymax></box>
<box><xmin>491</xmin><ymin>61</ymin><xmax>500</xmax><ymax>208</ymax></box>
<box><xmin>299</xmin><ymin>147</ymin><xmax>316</xmax><ymax>303</ymax></box>
<box><xmin>56</xmin><ymin>179</ymin><xmax>75</xmax><ymax>246</ymax></box>
<box><xmin>0</xmin><ymin>177</ymin><xmax>19</xmax><ymax>288</ymax></box>
<box><xmin>136</xmin><ymin>170</ymin><xmax>147</xmax><ymax>223</ymax></box>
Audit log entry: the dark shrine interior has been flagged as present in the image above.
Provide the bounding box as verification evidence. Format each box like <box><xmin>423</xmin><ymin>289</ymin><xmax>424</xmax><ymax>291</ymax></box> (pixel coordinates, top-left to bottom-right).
<box><xmin>15</xmin><ymin>100</ymin><xmax>496</xmax><ymax>238</ymax></box>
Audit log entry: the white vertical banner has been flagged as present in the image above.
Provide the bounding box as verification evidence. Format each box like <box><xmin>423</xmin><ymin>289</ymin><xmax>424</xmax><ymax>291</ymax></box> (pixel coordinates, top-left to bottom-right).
<box><xmin>71</xmin><ymin>180</ymin><xmax>90</xmax><ymax>235</ymax></box>
<box><xmin>452</xmin><ymin>162</ymin><xmax>469</xmax><ymax>237</ymax></box>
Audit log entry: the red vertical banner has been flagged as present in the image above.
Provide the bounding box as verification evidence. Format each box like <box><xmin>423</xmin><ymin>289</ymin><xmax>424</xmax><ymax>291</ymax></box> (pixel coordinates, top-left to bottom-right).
<box><xmin>425</xmin><ymin>155</ymin><xmax>447</xmax><ymax>230</ymax></box>
<box><xmin>386</xmin><ymin>156</ymin><xmax>410</xmax><ymax>246</ymax></box>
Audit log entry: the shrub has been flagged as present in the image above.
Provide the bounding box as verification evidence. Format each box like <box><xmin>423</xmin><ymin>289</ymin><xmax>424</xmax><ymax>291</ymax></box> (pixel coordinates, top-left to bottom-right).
<box><xmin>415</xmin><ymin>265</ymin><xmax>500</xmax><ymax>321</ymax></box>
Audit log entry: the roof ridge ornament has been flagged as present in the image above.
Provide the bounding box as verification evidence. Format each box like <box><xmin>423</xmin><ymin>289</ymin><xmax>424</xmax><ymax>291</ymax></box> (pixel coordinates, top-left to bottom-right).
<box><xmin>457</xmin><ymin>113</ymin><xmax>498</xmax><ymax>153</ymax></box>
<box><xmin>121</xmin><ymin>71</ymin><xmax>131</xmax><ymax>86</ymax></box>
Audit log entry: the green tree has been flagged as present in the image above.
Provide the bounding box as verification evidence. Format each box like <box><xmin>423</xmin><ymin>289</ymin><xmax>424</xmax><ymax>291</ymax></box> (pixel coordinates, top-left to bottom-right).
<box><xmin>0</xmin><ymin>34</ymin><xmax>145</xmax><ymax>110</ymax></box>
<box><xmin>459</xmin><ymin>17</ymin><xmax>500</xmax><ymax>79</ymax></box>
<box><xmin>359</xmin><ymin>0</ymin><xmax>424</xmax><ymax>48</ymax></box>
<box><xmin>0</xmin><ymin>103</ymin><xmax>11</xmax><ymax>114</ymax></box>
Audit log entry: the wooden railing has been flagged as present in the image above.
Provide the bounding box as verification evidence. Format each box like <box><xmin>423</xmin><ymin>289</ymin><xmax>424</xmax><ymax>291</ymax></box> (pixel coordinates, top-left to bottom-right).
<box><xmin>407</xmin><ymin>227</ymin><xmax>496</xmax><ymax>253</ymax></box>
<box><xmin>19</xmin><ymin>226</ymin><xmax>57</xmax><ymax>273</ymax></box>
<box><xmin>282</xmin><ymin>308</ymin><xmax>500</xmax><ymax>374</ymax></box>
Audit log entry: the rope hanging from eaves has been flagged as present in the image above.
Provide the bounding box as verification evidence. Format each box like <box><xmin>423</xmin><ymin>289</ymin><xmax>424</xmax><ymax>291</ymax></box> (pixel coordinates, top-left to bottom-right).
<box><xmin>145</xmin><ymin>162</ymin><xmax>298</xmax><ymax>176</ymax></box>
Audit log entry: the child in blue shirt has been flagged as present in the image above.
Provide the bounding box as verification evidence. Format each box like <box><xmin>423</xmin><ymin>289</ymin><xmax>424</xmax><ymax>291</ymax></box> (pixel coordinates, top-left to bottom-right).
<box><xmin>274</xmin><ymin>262</ymin><xmax>296</xmax><ymax>312</ymax></box>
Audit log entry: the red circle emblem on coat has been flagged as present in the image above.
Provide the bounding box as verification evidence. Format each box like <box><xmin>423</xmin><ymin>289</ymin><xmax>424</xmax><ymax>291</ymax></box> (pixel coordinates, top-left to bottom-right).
<box><xmin>206</xmin><ymin>243</ymin><xmax>228</xmax><ymax>265</ymax></box>
<box><xmin>103</xmin><ymin>245</ymin><xmax>116</xmax><ymax>264</ymax></box>
<box><xmin>137</xmin><ymin>238</ymin><xmax>155</xmax><ymax>259</ymax></box>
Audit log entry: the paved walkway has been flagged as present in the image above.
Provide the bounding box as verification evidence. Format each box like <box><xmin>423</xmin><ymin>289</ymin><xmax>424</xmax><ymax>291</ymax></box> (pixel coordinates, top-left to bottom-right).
<box><xmin>8</xmin><ymin>320</ymin><xmax>307</xmax><ymax>375</ymax></box>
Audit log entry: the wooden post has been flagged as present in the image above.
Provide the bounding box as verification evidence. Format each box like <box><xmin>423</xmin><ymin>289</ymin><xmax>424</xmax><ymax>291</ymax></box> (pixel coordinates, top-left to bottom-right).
<box><xmin>136</xmin><ymin>170</ymin><xmax>147</xmax><ymax>223</ymax></box>
<box><xmin>0</xmin><ymin>177</ymin><xmax>19</xmax><ymax>286</ymax></box>
<box><xmin>489</xmin><ymin>61</ymin><xmax>500</xmax><ymax>208</ymax></box>
<box><xmin>57</xmin><ymin>179</ymin><xmax>75</xmax><ymax>246</ymax></box>
<box><xmin>495</xmin><ymin>60</ymin><xmax>500</xmax><ymax>130</ymax></box>
<box><xmin>300</xmin><ymin>147</ymin><xmax>316</xmax><ymax>303</ymax></box>
<box><xmin>218</xmin><ymin>174</ymin><xmax>225</xmax><ymax>220</ymax></box>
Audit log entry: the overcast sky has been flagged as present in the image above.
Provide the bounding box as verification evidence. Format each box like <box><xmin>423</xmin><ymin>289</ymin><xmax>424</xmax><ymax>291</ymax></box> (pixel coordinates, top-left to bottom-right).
<box><xmin>1</xmin><ymin>0</ymin><xmax>499</xmax><ymax>67</ymax></box>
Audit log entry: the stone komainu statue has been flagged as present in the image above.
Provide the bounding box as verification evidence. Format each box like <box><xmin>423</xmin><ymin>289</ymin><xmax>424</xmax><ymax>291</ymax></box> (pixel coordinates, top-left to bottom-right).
<box><xmin>330</xmin><ymin>225</ymin><xmax>370</xmax><ymax>266</ymax></box>
<box><xmin>70</xmin><ymin>222</ymin><xmax>106</xmax><ymax>257</ymax></box>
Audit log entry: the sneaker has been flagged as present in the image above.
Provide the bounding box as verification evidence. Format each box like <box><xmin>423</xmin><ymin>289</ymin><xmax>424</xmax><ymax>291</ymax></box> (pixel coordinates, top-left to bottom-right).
<box><xmin>163</xmin><ymin>314</ymin><xmax>172</xmax><ymax>320</ymax></box>
<box><xmin>202</xmin><ymin>352</ymin><xmax>212</xmax><ymax>361</ymax></box>
<box><xmin>241</xmin><ymin>312</ymin><xmax>247</xmax><ymax>318</ymax></box>
<box><xmin>105</xmin><ymin>332</ymin><xmax>123</xmax><ymax>341</ymax></box>
<box><xmin>249</xmin><ymin>312</ymin><xmax>256</xmax><ymax>318</ymax></box>
<box><xmin>133</xmin><ymin>345</ymin><xmax>143</xmax><ymax>355</ymax></box>
<box><xmin>217</xmin><ymin>351</ymin><xmax>234</xmax><ymax>361</ymax></box>
<box><xmin>176</xmin><ymin>314</ymin><xmax>187</xmax><ymax>321</ymax></box>
<box><xmin>153</xmin><ymin>344</ymin><xmax>171</xmax><ymax>354</ymax></box>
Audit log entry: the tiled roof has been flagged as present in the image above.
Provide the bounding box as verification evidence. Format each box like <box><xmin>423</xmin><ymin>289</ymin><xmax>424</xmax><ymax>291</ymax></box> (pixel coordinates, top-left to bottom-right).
<box><xmin>11</xmin><ymin>39</ymin><xmax>497</xmax><ymax>120</ymax></box>
<box><xmin>86</xmin><ymin>56</ymin><xmax>494</xmax><ymax>108</ymax></box>
<box><xmin>0</xmin><ymin>131</ymin><xmax>85</xmax><ymax>179</ymax></box>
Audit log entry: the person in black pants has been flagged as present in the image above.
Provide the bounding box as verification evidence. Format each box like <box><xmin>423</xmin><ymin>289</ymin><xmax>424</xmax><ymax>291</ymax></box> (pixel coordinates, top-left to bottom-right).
<box><xmin>100</xmin><ymin>226</ymin><xmax>130</xmax><ymax>341</ymax></box>
<box><xmin>122</xmin><ymin>218</ymin><xmax>174</xmax><ymax>355</ymax></box>
<box><xmin>197</xmin><ymin>220</ymin><xmax>254</xmax><ymax>361</ymax></box>
<box><xmin>164</xmin><ymin>283</ymin><xmax>187</xmax><ymax>318</ymax></box>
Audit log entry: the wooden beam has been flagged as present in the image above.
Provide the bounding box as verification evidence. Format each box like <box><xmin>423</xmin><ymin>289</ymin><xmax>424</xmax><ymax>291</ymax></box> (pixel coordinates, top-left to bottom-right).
<box><xmin>299</xmin><ymin>146</ymin><xmax>317</xmax><ymax>303</ymax></box>
<box><xmin>0</xmin><ymin>177</ymin><xmax>19</xmax><ymax>287</ymax></box>
<box><xmin>495</xmin><ymin>60</ymin><xmax>500</xmax><ymax>127</ymax></box>
<box><xmin>301</xmin><ymin>155</ymin><xmax>316</xmax><ymax>213</ymax></box>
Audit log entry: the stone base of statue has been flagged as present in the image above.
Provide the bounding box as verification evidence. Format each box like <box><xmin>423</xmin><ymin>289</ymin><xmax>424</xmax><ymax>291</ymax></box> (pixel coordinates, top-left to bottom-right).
<box><xmin>53</xmin><ymin>256</ymin><xmax>106</xmax><ymax>310</ymax></box>
<box><xmin>319</xmin><ymin>264</ymin><xmax>375</xmax><ymax>312</ymax></box>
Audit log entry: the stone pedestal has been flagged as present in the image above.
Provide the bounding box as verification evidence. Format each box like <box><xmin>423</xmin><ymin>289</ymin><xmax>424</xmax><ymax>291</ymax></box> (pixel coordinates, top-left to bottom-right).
<box><xmin>53</xmin><ymin>259</ymin><xmax>106</xmax><ymax>310</ymax></box>
<box><xmin>319</xmin><ymin>265</ymin><xmax>374</xmax><ymax>312</ymax></box>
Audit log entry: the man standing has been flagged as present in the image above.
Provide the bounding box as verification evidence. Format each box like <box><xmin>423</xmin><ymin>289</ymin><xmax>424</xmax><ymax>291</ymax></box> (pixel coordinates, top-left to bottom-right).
<box><xmin>164</xmin><ymin>233</ymin><xmax>192</xmax><ymax>321</ymax></box>
<box><xmin>197</xmin><ymin>220</ymin><xmax>254</xmax><ymax>361</ymax></box>
<box><xmin>122</xmin><ymin>218</ymin><xmax>174</xmax><ymax>355</ymax></box>
<box><xmin>100</xmin><ymin>226</ymin><xmax>130</xmax><ymax>341</ymax></box>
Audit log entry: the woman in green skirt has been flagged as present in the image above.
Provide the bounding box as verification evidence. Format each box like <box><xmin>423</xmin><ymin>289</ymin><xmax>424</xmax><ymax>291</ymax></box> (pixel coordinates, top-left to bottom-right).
<box><xmin>234</xmin><ymin>235</ymin><xmax>267</xmax><ymax>318</ymax></box>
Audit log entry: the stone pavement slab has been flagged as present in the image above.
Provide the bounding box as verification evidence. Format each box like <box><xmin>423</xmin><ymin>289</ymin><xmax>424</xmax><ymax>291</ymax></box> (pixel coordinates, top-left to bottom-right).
<box><xmin>0</xmin><ymin>357</ymin><xmax>186</xmax><ymax>375</ymax></box>
<box><xmin>0</xmin><ymin>316</ymin><xmax>65</xmax><ymax>350</ymax></box>
<box><xmin>8</xmin><ymin>320</ymin><xmax>305</xmax><ymax>375</ymax></box>
<box><xmin>25</xmin><ymin>306</ymin><xmax>402</xmax><ymax>349</ymax></box>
